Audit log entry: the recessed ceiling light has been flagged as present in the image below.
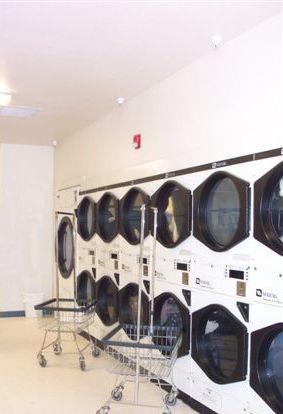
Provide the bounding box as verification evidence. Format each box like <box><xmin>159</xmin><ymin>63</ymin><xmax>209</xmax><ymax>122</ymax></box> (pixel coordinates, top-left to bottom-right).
<box><xmin>0</xmin><ymin>92</ymin><xmax>12</xmax><ymax>106</ymax></box>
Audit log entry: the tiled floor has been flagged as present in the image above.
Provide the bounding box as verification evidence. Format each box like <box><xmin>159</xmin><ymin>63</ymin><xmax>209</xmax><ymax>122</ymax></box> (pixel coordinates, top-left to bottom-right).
<box><xmin>0</xmin><ymin>317</ymin><xmax>198</xmax><ymax>414</ymax></box>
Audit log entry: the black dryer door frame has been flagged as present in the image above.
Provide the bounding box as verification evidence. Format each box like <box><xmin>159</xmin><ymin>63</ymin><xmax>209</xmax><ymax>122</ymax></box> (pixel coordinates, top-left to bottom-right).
<box><xmin>97</xmin><ymin>192</ymin><xmax>119</xmax><ymax>242</ymax></box>
<box><xmin>77</xmin><ymin>196</ymin><xmax>96</xmax><ymax>241</ymax></box>
<box><xmin>254</xmin><ymin>162</ymin><xmax>283</xmax><ymax>255</ymax></box>
<box><xmin>151</xmin><ymin>180</ymin><xmax>191</xmax><ymax>248</ymax></box>
<box><xmin>193</xmin><ymin>171</ymin><xmax>250</xmax><ymax>251</ymax></box>
<box><xmin>58</xmin><ymin>216</ymin><xmax>75</xmax><ymax>279</ymax></box>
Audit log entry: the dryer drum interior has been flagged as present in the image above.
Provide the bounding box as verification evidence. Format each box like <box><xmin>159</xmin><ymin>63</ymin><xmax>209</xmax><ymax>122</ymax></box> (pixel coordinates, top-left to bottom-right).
<box><xmin>120</xmin><ymin>188</ymin><xmax>149</xmax><ymax>245</ymax></box>
<box><xmin>97</xmin><ymin>193</ymin><xmax>118</xmax><ymax>242</ymax></box>
<box><xmin>119</xmin><ymin>283</ymin><xmax>149</xmax><ymax>337</ymax></box>
<box><xmin>152</xmin><ymin>181</ymin><xmax>191</xmax><ymax>247</ymax></box>
<box><xmin>251</xmin><ymin>323</ymin><xmax>283</xmax><ymax>413</ymax></box>
<box><xmin>153</xmin><ymin>292</ymin><xmax>190</xmax><ymax>357</ymax></box>
<box><xmin>58</xmin><ymin>216</ymin><xmax>74</xmax><ymax>279</ymax></box>
<box><xmin>254</xmin><ymin>162</ymin><xmax>283</xmax><ymax>255</ymax></box>
<box><xmin>192</xmin><ymin>305</ymin><xmax>247</xmax><ymax>384</ymax></box>
<box><xmin>193</xmin><ymin>172</ymin><xmax>249</xmax><ymax>251</ymax></box>
<box><xmin>77</xmin><ymin>196</ymin><xmax>96</xmax><ymax>241</ymax></box>
<box><xmin>96</xmin><ymin>276</ymin><xmax>119</xmax><ymax>326</ymax></box>
<box><xmin>76</xmin><ymin>270</ymin><xmax>95</xmax><ymax>306</ymax></box>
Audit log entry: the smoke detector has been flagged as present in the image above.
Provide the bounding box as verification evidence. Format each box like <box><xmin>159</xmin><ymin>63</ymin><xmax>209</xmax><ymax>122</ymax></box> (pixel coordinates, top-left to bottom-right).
<box><xmin>0</xmin><ymin>105</ymin><xmax>41</xmax><ymax>118</ymax></box>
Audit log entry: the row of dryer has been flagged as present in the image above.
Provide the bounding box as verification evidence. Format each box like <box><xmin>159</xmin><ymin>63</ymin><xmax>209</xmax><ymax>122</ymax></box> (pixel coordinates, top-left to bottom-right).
<box><xmin>55</xmin><ymin>154</ymin><xmax>283</xmax><ymax>414</ymax></box>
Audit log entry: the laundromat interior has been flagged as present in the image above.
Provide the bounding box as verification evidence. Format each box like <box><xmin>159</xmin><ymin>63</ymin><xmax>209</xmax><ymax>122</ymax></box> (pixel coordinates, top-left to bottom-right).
<box><xmin>1</xmin><ymin>2</ymin><xmax>283</xmax><ymax>414</ymax></box>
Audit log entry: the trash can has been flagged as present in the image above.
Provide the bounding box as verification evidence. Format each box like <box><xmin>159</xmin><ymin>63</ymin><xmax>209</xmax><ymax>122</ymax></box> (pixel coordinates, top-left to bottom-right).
<box><xmin>23</xmin><ymin>292</ymin><xmax>44</xmax><ymax>317</ymax></box>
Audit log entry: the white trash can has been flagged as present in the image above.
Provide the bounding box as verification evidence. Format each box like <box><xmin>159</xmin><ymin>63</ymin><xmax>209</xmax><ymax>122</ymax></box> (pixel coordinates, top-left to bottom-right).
<box><xmin>23</xmin><ymin>292</ymin><xmax>44</xmax><ymax>317</ymax></box>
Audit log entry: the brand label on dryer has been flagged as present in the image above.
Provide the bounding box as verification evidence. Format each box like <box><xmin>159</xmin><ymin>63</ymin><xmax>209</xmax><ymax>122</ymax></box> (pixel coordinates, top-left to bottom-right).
<box><xmin>256</xmin><ymin>288</ymin><xmax>283</xmax><ymax>305</ymax></box>
<box><xmin>195</xmin><ymin>277</ymin><xmax>213</xmax><ymax>290</ymax></box>
<box><xmin>212</xmin><ymin>161</ymin><xmax>227</xmax><ymax>169</ymax></box>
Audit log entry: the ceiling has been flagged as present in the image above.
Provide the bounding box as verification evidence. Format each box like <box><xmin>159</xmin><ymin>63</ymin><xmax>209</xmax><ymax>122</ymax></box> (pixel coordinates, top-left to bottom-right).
<box><xmin>0</xmin><ymin>1</ymin><xmax>281</xmax><ymax>146</ymax></box>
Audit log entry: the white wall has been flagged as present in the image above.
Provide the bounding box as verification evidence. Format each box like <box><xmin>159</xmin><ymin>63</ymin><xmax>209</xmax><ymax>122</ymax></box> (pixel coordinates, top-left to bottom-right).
<box><xmin>0</xmin><ymin>144</ymin><xmax>54</xmax><ymax>313</ymax></box>
<box><xmin>55</xmin><ymin>14</ymin><xmax>282</xmax><ymax>190</ymax></box>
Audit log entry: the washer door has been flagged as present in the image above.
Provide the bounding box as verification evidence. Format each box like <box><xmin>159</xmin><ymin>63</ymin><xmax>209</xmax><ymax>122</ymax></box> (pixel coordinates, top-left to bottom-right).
<box><xmin>153</xmin><ymin>292</ymin><xmax>190</xmax><ymax>357</ymax></box>
<box><xmin>58</xmin><ymin>216</ymin><xmax>74</xmax><ymax>278</ymax></box>
<box><xmin>254</xmin><ymin>162</ymin><xmax>283</xmax><ymax>255</ymax></box>
<box><xmin>120</xmin><ymin>188</ymin><xmax>149</xmax><ymax>245</ymax></box>
<box><xmin>192</xmin><ymin>304</ymin><xmax>248</xmax><ymax>384</ymax></box>
<box><xmin>97</xmin><ymin>192</ymin><xmax>119</xmax><ymax>242</ymax></box>
<box><xmin>96</xmin><ymin>276</ymin><xmax>119</xmax><ymax>326</ymax></box>
<box><xmin>119</xmin><ymin>283</ymin><xmax>149</xmax><ymax>336</ymax></box>
<box><xmin>151</xmin><ymin>181</ymin><xmax>191</xmax><ymax>248</ymax></box>
<box><xmin>250</xmin><ymin>323</ymin><xmax>283</xmax><ymax>414</ymax></box>
<box><xmin>193</xmin><ymin>172</ymin><xmax>250</xmax><ymax>251</ymax></box>
<box><xmin>76</xmin><ymin>270</ymin><xmax>95</xmax><ymax>306</ymax></box>
<box><xmin>77</xmin><ymin>196</ymin><xmax>96</xmax><ymax>241</ymax></box>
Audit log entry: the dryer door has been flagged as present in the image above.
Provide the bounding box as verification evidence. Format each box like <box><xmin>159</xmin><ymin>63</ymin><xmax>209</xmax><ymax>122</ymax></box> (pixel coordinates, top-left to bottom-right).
<box><xmin>254</xmin><ymin>162</ymin><xmax>283</xmax><ymax>255</ymax></box>
<box><xmin>76</xmin><ymin>270</ymin><xmax>95</xmax><ymax>306</ymax></box>
<box><xmin>250</xmin><ymin>323</ymin><xmax>283</xmax><ymax>414</ymax></box>
<box><xmin>77</xmin><ymin>196</ymin><xmax>96</xmax><ymax>241</ymax></box>
<box><xmin>193</xmin><ymin>172</ymin><xmax>250</xmax><ymax>251</ymax></box>
<box><xmin>120</xmin><ymin>188</ymin><xmax>149</xmax><ymax>245</ymax></box>
<box><xmin>151</xmin><ymin>181</ymin><xmax>191</xmax><ymax>248</ymax></box>
<box><xmin>119</xmin><ymin>283</ymin><xmax>149</xmax><ymax>337</ymax></box>
<box><xmin>97</xmin><ymin>193</ymin><xmax>119</xmax><ymax>242</ymax></box>
<box><xmin>192</xmin><ymin>304</ymin><xmax>248</xmax><ymax>384</ymax></box>
<box><xmin>153</xmin><ymin>292</ymin><xmax>190</xmax><ymax>357</ymax></box>
<box><xmin>58</xmin><ymin>216</ymin><xmax>74</xmax><ymax>278</ymax></box>
<box><xmin>96</xmin><ymin>276</ymin><xmax>119</xmax><ymax>326</ymax></box>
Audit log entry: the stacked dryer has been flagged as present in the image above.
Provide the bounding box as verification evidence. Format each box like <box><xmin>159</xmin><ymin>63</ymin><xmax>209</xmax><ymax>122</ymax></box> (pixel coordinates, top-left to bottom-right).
<box><xmin>95</xmin><ymin>189</ymin><xmax>121</xmax><ymax>338</ymax></box>
<box><xmin>118</xmin><ymin>185</ymin><xmax>152</xmax><ymax>334</ymax></box>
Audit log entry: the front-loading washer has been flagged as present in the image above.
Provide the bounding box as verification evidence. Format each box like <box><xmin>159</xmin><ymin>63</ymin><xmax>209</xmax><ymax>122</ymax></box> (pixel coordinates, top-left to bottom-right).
<box><xmin>249</xmin><ymin>303</ymin><xmax>283</xmax><ymax>414</ymax></box>
<box><xmin>187</xmin><ymin>290</ymin><xmax>251</xmax><ymax>414</ymax></box>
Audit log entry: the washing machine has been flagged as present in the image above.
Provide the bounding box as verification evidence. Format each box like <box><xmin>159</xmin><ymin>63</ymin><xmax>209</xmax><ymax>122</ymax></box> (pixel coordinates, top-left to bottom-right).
<box><xmin>55</xmin><ymin>186</ymin><xmax>79</xmax><ymax>299</ymax></box>
<box><xmin>186</xmin><ymin>289</ymin><xmax>252</xmax><ymax>414</ymax></box>
<box><xmin>249</xmin><ymin>303</ymin><xmax>283</xmax><ymax>414</ymax></box>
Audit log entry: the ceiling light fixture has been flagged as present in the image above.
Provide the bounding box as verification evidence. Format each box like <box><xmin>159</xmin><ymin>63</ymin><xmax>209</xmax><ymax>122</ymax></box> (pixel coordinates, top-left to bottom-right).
<box><xmin>0</xmin><ymin>92</ymin><xmax>12</xmax><ymax>106</ymax></box>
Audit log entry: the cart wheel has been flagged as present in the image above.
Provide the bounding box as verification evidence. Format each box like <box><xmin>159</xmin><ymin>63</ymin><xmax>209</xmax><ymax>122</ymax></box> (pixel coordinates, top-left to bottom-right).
<box><xmin>96</xmin><ymin>407</ymin><xmax>110</xmax><ymax>414</ymax></box>
<box><xmin>111</xmin><ymin>389</ymin><xmax>123</xmax><ymax>401</ymax></box>
<box><xmin>92</xmin><ymin>347</ymin><xmax>100</xmax><ymax>358</ymax></box>
<box><xmin>79</xmin><ymin>358</ymin><xmax>86</xmax><ymax>371</ymax></box>
<box><xmin>162</xmin><ymin>410</ymin><xmax>171</xmax><ymax>414</ymax></box>
<box><xmin>164</xmin><ymin>393</ymin><xmax>177</xmax><ymax>407</ymax></box>
<box><xmin>38</xmin><ymin>354</ymin><xmax>47</xmax><ymax>368</ymax></box>
<box><xmin>53</xmin><ymin>343</ymin><xmax>62</xmax><ymax>355</ymax></box>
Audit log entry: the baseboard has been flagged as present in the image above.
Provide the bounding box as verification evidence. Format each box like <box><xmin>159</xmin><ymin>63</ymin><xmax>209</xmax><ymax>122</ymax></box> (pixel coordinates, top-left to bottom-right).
<box><xmin>80</xmin><ymin>331</ymin><xmax>219</xmax><ymax>414</ymax></box>
<box><xmin>0</xmin><ymin>310</ymin><xmax>25</xmax><ymax>318</ymax></box>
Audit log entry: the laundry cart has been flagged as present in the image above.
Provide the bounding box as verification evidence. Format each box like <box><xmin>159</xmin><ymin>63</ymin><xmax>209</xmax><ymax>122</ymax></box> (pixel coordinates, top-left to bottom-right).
<box><xmin>96</xmin><ymin>206</ymin><xmax>182</xmax><ymax>414</ymax></box>
<box><xmin>34</xmin><ymin>210</ymin><xmax>100</xmax><ymax>370</ymax></box>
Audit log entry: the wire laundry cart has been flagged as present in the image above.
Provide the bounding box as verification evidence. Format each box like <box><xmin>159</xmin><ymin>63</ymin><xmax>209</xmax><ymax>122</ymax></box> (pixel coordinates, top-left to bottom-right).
<box><xmin>96</xmin><ymin>206</ymin><xmax>181</xmax><ymax>414</ymax></box>
<box><xmin>34</xmin><ymin>210</ymin><xmax>100</xmax><ymax>370</ymax></box>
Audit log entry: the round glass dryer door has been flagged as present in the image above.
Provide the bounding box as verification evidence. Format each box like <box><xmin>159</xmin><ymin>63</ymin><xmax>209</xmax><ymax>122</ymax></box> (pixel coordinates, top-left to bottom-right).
<box><xmin>76</xmin><ymin>270</ymin><xmax>95</xmax><ymax>306</ymax></box>
<box><xmin>77</xmin><ymin>197</ymin><xmax>96</xmax><ymax>241</ymax></box>
<box><xmin>254</xmin><ymin>162</ymin><xmax>283</xmax><ymax>255</ymax></box>
<box><xmin>192</xmin><ymin>305</ymin><xmax>247</xmax><ymax>384</ymax></box>
<box><xmin>251</xmin><ymin>323</ymin><xmax>283</xmax><ymax>414</ymax></box>
<box><xmin>120</xmin><ymin>188</ymin><xmax>149</xmax><ymax>245</ymax></box>
<box><xmin>193</xmin><ymin>172</ymin><xmax>250</xmax><ymax>251</ymax></box>
<box><xmin>96</xmin><ymin>276</ymin><xmax>119</xmax><ymax>326</ymax></box>
<box><xmin>58</xmin><ymin>216</ymin><xmax>74</xmax><ymax>278</ymax></box>
<box><xmin>153</xmin><ymin>292</ymin><xmax>190</xmax><ymax>357</ymax></box>
<box><xmin>119</xmin><ymin>283</ymin><xmax>149</xmax><ymax>336</ymax></box>
<box><xmin>97</xmin><ymin>193</ymin><xmax>119</xmax><ymax>242</ymax></box>
<box><xmin>151</xmin><ymin>181</ymin><xmax>191</xmax><ymax>248</ymax></box>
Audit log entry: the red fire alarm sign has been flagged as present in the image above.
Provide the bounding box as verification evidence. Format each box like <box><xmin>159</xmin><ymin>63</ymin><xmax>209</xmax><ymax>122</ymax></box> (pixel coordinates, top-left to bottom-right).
<box><xmin>133</xmin><ymin>134</ymin><xmax>141</xmax><ymax>149</ymax></box>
